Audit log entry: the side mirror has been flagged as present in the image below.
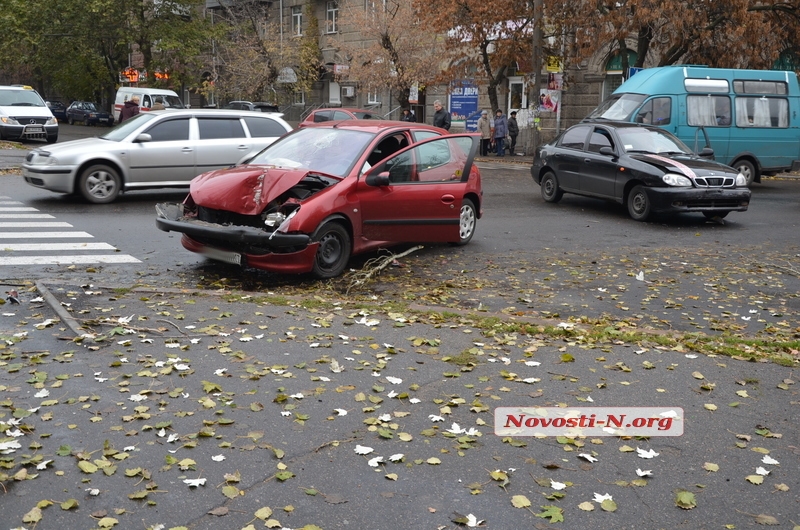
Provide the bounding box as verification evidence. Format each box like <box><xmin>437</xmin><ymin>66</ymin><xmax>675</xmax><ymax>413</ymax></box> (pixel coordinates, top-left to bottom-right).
<box><xmin>366</xmin><ymin>171</ymin><xmax>391</xmax><ymax>187</ymax></box>
<box><xmin>134</xmin><ymin>133</ymin><xmax>152</xmax><ymax>143</ymax></box>
<box><xmin>698</xmin><ymin>147</ymin><xmax>714</xmax><ymax>158</ymax></box>
<box><xmin>599</xmin><ymin>146</ymin><xmax>616</xmax><ymax>157</ymax></box>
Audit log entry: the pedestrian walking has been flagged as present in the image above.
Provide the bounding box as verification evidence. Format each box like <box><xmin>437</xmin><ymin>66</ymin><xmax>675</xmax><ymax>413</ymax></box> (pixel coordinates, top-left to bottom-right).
<box><xmin>508</xmin><ymin>110</ymin><xmax>519</xmax><ymax>155</ymax></box>
<box><xmin>432</xmin><ymin>100</ymin><xmax>451</xmax><ymax>131</ymax></box>
<box><xmin>492</xmin><ymin>109</ymin><xmax>508</xmax><ymax>157</ymax></box>
<box><xmin>119</xmin><ymin>96</ymin><xmax>140</xmax><ymax>123</ymax></box>
<box><xmin>477</xmin><ymin>110</ymin><xmax>492</xmax><ymax>156</ymax></box>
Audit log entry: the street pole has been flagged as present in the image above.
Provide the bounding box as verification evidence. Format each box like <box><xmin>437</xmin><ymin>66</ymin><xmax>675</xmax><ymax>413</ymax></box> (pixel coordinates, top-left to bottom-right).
<box><xmin>531</xmin><ymin>0</ymin><xmax>543</xmax><ymax>154</ymax></box>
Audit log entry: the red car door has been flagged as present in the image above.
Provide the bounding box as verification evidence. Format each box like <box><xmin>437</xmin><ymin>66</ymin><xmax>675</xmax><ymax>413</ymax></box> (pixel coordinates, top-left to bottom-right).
<box><xmin>358</xmin><ymin>134</ymin><xmax>479</xmax><ymax>243</ymax></box>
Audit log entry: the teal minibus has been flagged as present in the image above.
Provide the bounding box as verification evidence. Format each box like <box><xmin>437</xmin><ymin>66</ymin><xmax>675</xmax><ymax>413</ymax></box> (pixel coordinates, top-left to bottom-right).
<box><xmin>586</xmin><ymin>65</ymin><xmax>800</xmax><ymax>184</ymax></box>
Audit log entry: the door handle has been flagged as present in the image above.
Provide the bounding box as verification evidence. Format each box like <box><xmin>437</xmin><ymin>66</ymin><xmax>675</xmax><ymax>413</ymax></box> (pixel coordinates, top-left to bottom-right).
<box><xmin>182</xmin><ymin>147</ymin><xmax>193</xmax><ymax>152</ymax></box>
<box><xmin>584</xmin><ymin>158</ymin><xmax>592</xmax><ymax>164</ymax></box>
<box><xmin>440</xmin><ymin>194</ymin><xmax>455</xmax><ymax>204</ymax></box>
<box><xmin>237</xmin><ymin>145</ymin><xmax>249</xmax><ymax>150</ymax></box>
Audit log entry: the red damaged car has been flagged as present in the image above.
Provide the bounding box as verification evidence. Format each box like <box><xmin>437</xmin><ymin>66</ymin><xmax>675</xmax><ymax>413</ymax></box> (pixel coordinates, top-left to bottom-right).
<box><xmin>155</xmin><ymin>121</ymin><xmax>482</xmax><ymax>278</ymax></box>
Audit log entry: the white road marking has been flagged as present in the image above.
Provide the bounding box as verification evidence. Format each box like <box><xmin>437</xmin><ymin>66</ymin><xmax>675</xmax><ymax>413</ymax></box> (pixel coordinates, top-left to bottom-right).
<box><xmin>0</xmin><ymin>222</ymin><xmax>71</xmax><ymax>228</ymax></box>
<box><xmin>0</xmin><ymin>207</ymin><xmax>38</xmax><ymax>212</ymax></box>
<box><xmin>0</xmin><ymin>231</ymin><xmax>93</xmax><ymax>239</ymax></box>
<box><xmin>0</xmin><ymin>243</ymin><xmax>117</xmax><ymax>251</ymax></box>
<box><xmin>0</xmin><ymin>255</ymin><xmax>141</xmax><ymax>265</ymax></box>
<box><xmin>0</xmin><ymin>213</ymin><xmax>55</xmax><ymax>218</ymax></box>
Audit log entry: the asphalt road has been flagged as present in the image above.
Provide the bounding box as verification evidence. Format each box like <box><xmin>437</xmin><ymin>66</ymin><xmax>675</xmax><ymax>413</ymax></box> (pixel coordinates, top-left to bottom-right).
<box><xmin>1</xmin><ymin>124</ymin><xmax>799</xmax><ymax>529</ymax></box>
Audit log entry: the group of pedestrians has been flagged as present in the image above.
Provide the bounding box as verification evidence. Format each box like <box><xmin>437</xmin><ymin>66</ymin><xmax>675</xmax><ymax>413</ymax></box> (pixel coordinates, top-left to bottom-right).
<box><xmin>477</xmin><ymin>108</ymin><xmax>519</xmax><ymax>157</ymax></box>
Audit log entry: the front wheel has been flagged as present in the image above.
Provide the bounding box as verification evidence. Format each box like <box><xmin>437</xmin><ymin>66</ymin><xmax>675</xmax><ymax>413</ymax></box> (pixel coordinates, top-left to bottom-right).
<box><xmin>627</xmin><ymin>185</ymin><xmax>652</xmax><ymax>221</ymax></box>
<box><xmin>540</xmin><ymin>171</ymin><xmax>563</xmax><ymax>203</ymax></box>
<box><xmin>456</xmin><ymin>198</ymin><xmax>477</xmax><ymax>245</ymax></box>
<box><xmin>78</xmin><ymin>164</ymin><xmax>121</xmax><ymax>204</ymax></box>
<box><xmin>735</xmin><ymin>159</ymin><xmax>756</xmax><ymax>186</ymax></box>
<box><xmin>68</xmin><ymin>116</ymin><xmax>74</xmax><ymax>125</ymax></box>
<box><xmin>703</xmin><ymin>211</ymin><xmax>730</xmax><ymax>220</ymax></box>
<box><xmin>311</xmin><ymin>222</ymin><xmax>352</xmax><ymax>279</ymax></box>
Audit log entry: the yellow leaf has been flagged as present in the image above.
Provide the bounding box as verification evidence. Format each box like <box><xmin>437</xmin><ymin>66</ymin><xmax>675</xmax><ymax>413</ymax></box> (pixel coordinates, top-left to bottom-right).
<box><xmin>511</xmin><ymin>495</ymin><xmax>531</xmax><ymax>508</ymax></box>
<box><xmin>692</xmin><ymin>371</ymin><xmax>705</xmax><ymax>380</ymax></box>
<box><xmin>736</xmin><ymin>390</ymin><xmax>749</xmax><ymax>398</ymax></box>
<box><xmin>426</xmin><ymin>457</ymin><xmax>441</xmax><ymax>465</ymax></box>
<box><xmin>703</xmin><ymin>462</ymin><xmax>719</xmax><ymax>472</ymax></box>
<box><xmin>22</xmin><ymin>507</ymin><xmax>42</xmax><ymax>524</ymax></box>
<box><xmin>255</xmin><ymin>507</ymin><xmax>273</xmax><ymax>520</ymax></box>
<box><xmin>704</xmin><ymin>404</ymin><xmax>717</xmax><ymax>411</ymax></box>
<box><xmin>98</xmin><ymin>517</ymin><xmax>119</xmax><ymax>528</ymax></box>
<box><xmin>746</xmin><ymin>475</ymin><xmax>764</xmax><ymax>485</ymax></box>
<box><xmin>578</xmin><ymin>501</ymin><xmax>594</xmax><ymax>511</ymax></box>
<box><xmin>386</xmin><ymin>473</ymin><xmax>398</xmax><ymax>480</ymax></box>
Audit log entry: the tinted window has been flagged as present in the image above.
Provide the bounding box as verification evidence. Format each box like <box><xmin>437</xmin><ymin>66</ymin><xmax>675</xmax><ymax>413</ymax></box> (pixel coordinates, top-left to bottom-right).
<box><xmin>587</xmin><ymin>128</ymin><xmax>613</xmax><ymax>153</ymax></box>
<box><xmin>145</xmin><ymin>118</ymin><xmax>190</xmax><ymax>142</ymax></box>
<box><xmin>559</xmin><ymin>126</ymin><xmax>590</xmax><ymax>149</ymax></box>
<box><xmin>635</xmin><ymin>97</ymin><xmax>671</xmax><ymax>126</ymax></box>
<box><xmin>243</xmin><ymin>117</ymin><xmax>288</xmax><ymax>138</ymax></box>
<box><xmin>197</xmin><ymin>118</ymin><xmax>245</xmax><ymax>139</ymax></box>
<box><xmin>313</xmin><ymin>111</ymin><xmax>332</xmax><ymax>123</ymax></box>
<box><xmin>333</xmin><ymin>111</ymin><xmax>353</xmax><ymax>120</ymax></box>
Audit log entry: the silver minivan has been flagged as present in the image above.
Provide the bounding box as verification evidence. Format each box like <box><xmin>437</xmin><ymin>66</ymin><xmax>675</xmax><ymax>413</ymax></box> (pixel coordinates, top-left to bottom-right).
<box><xmin>22</xmin><ymin>109</ymin><xmax>293</xmax><ymax>203</ymax></box>
<box><xmin>0</xmin><ymin>85</ymin><xmax>59</xmax><ymax>143</ymax></box>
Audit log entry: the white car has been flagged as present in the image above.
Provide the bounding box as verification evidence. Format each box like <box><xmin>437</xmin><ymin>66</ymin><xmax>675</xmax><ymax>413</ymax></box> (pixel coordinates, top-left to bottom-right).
<box><xmin>0</xmin><ymin>85</ymin><xmax>59</xmax><ymax>143</ymax></box>
<box><xmin>22</xmin><ymin>109</ymin><xmax>292</xmax><ymax>203</ymax></box>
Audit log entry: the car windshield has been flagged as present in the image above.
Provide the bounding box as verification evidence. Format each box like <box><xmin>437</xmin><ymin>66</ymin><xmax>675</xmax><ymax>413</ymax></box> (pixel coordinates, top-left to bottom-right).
<box><xmin>587</xmin><ymin>93</ymin><xmax>647</xmax><ymax>120</ymax></box>
<box><xmin>0</xmin><ymin>90</ymin><xmax>46</xmax><ymax>107</ymax></box>
<box><xmin>248</xmin><ymin>127</ymin><xmax>375</xmax><ymax>177</ymax></box>
<box><xmin>84</xmin><ymin>103</ymin><xmax>98</xmax><ymax>111</ymax></box>
<box><xmin>99</xmin><ymin>112</ymin><xmax>159</xmax><ymax>141</ymax></box>
<box><xmin>160</xmin><ymin>95</ymin><xmax>185</xmax><ymax>108</ymax></box>
<box><xmin>617</xmin><ymin>127</ymin><xmax>693</xmax><ymax>155</ymax></box>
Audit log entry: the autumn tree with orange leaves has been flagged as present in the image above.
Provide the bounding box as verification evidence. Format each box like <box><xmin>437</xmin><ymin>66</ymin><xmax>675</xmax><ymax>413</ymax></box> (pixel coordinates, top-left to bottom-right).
<box><xmin>550</xmin><ymin>0</ymin><xmax>800</xmax><ymax>75</ymax></box>
<box><xmin>417</xmin><ymin>0</ymin><xmax>533</xmax><ymax>114</ymax></box>
<box><xmin>332</xmin><ymin>0</ymin><xmax>442</xmax><ymax>110</ymax></box>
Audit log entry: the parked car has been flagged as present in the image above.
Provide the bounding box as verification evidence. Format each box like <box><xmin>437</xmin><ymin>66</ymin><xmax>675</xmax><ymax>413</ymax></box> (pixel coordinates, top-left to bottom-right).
<box><xmin>0</xmin><ymin>85</ymin><xmax>58</xmax><ymax>143</ymax></box>
<box><xmin>46</xmin><ymin>101</ymin><xmax>67</xmax><ymax>122</ymax></box>
<box><xmin>155</xmin><ymin>122</ymin><xmax>482</xmax><ymax>278</ymax></box>
<box><xmin>66</xmin><ymin>101</ymin><xmax>115</xmax><ymax>126</ymax></box>
<box><xmin>223</xmin><ymin>101</ymin><xmax>279</xmax><ymax>112</ymax></box>
<box><xmin>22</xmin><ymin>109</ymin><xmax>293</xmax><ymax>203</ymax></box>
<box><xmin>531</xmin><ymin>120</ymin><xmax>751</xmax><ymax>221</ymax></box>
<box><xmin>299</xmin><ymin>108</ymin><xmax>383</xmax><ymax>128</ymax></box>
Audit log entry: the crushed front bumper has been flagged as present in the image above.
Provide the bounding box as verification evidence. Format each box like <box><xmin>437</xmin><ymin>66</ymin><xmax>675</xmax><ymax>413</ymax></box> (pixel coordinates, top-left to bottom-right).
<box><xmin>155</xmin><ymin>202</ymin><xmax>311</xmax><ymax>249</ymax></box>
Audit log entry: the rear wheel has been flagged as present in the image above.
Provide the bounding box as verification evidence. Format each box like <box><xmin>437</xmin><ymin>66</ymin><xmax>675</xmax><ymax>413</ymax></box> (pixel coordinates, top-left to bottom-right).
<box><xmin>457</xmin><ymin>199</ymin><xmax>477</xmax><ymax>245</ymax></box>
<box><xmin>78</xmin><ymin>164</ymin><xmax>121</xmax><ymax>204</ymax></box>
<box><xmin>311</xmin><ymin>222</ymin><xmax>351</xmax><ymax>279</ymax></box>
<box><xmin>735</xmin><ymin>159</ymin><xmax>756</xmax><ymax>186</ymax></box>
<box><xmin>540</xmin><ymin>171</ymin><xmax>563</xmax><ymax>203</ymax></box>
<box><xmin>627</xmin><ymin>185</ymin><xmax>651</xmax><ymax>221</ymax></box>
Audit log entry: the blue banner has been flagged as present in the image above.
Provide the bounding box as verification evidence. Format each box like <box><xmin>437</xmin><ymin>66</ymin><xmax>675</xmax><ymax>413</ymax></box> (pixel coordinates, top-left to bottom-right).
<box><xmin>449</xmin><ymin>81</ymin><xmax>479</xmax><ymax>130</ymax></box>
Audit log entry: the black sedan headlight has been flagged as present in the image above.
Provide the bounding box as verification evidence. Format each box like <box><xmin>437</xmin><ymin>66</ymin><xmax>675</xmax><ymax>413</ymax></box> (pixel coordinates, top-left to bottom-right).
<box><xmin>662</xmin><ymin>172</ymin><xmax>692</xmax><ymax>187</ymax></box>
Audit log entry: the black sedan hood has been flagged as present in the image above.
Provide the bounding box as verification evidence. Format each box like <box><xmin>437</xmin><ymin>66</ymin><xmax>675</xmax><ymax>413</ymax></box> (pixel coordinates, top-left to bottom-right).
<box><xmin>629</xmin><ymin>153</ymin><xmax>737</xmax><ymax>178</ymax></box>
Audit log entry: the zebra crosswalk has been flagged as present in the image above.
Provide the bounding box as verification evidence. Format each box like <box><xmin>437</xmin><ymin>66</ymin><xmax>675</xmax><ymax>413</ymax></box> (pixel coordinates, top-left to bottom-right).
<box><xmin>0</xmin><ymin>197</ymin><xmax>141</xmax><ymax>266</ymax></box>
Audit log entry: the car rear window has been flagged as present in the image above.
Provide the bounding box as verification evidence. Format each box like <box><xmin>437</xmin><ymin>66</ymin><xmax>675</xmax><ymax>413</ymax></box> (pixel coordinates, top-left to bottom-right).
<box><xmin>197</xmin><ymin>118</ymin><xmax>246</xmax><ymax>139</ymax></box>
<box><xmin>243</xmin><ymin>117</ymin><xmax>288</xmax><ymax>138</ymax></box>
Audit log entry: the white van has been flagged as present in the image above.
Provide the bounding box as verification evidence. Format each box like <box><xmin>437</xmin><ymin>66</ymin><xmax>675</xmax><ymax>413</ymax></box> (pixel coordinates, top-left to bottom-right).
<box><xmin>0</xmin><ymin>85</ymin><xmax>59</xmax><ymax>143</ymax></box>
<box><xmin>114</xmin><ymin>87</ymin><xmax>186</xmax><ymax>121</ymax></box>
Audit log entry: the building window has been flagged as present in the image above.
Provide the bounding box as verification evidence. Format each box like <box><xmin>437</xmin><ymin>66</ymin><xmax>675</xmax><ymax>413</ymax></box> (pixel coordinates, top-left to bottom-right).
<box><xmin>326</xmin><ymin>1</ymin><xmax>338</xmax><ymax>33</ymax></box>
<box><xmin>293</xmin><ymin>91</ymin><xmax>305</xmax><ymax>106</ymax></box>
<box><xmin>368</xmin><ymin>91</ymin><xmax>380</xmax><ymax>104</ymax></box>
<box><xmin>292</xmin><ymin>6</ymin><xmax>302</xmax><ymax>36</ymax></box>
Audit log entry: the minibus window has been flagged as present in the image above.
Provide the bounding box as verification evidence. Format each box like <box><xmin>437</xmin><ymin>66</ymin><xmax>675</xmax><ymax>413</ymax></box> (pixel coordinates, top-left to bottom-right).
<box><xmin>685</xmin><ymin>79</ymin><xmax>729</xmax><ymax>93</ymax></box>
<box><xmin>687</xmin><ymin>95</ymin><xmax>730</xmax><ymax>127</ymax></box>
<box><xmin>733</xmin><ymin>80</ymin><xmax>787</xmax><ymax>95</ymax></box>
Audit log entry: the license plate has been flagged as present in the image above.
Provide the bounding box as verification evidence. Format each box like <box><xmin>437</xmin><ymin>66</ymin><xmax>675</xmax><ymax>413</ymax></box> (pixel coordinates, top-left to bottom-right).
<box><xmin>200</xmin><ymin>246</ymin><xmax>242</xmax><ymax>265</ymax></box>
<box><xmin>26</xmin><ymin>126</ymin><xmax>43</xmax><ymax>132</ymax></box>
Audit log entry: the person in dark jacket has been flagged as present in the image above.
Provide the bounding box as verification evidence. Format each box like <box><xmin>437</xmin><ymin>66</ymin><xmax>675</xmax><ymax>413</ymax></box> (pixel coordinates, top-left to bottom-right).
<box><xmin>400</xmin><ymin>108</ymin><xmax>415</xmax><ymax>122</ymax></box>
<box><xmin>508</xmin><ymin>111</ymin><xmax>520</xmax><ymax>155</ymax></box>
<box><xmin>492</xmin><ymin>109</ymin><xmax>508</xmax><ymax>156</ymax></box>
<box><xmin>432</xmin><ymin>100</ymin><xmax>451</xmax><ymax>131</ymax></box>
<box><xmin>119</xmin><ymin>96</ymin><xmax>140</xmax><ymax>123</ymax></box>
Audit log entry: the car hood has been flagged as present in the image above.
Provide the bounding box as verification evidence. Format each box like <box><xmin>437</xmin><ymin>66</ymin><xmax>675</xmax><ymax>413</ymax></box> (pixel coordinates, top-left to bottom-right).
<box><xmin>33</xmin><ymin>137</ymin><xmax>113</xmax><ymax>156</ymax></box>
<box><xmin>630</xmin><ymin>153</ymin><xmax>737</xmax><ymax>177</ymax></box>
<box><xmin>190</xmin><ymin>165</ymin><xmax>332</xmax><ymax>215</ymax></box>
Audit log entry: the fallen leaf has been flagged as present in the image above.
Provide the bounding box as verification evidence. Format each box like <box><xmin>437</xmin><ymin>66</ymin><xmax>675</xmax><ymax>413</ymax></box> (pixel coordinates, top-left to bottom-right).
<box><xmin>511</xmin><ymin>495</ymin><xmax>531</xmax><ymax>508</ymax></box>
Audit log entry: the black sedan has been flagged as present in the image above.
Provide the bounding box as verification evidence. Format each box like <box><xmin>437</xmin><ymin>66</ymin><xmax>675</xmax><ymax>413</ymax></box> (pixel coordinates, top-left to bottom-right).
<box><xmin>531</xmin><ymin>121</ymin><xmax>751</xmax><ymax>221</ymax></box>
<box><xmin>66</xmin><ymin>101</ymin><xmax>114</xmax><ymax>126</ymax></box>
<box><xmin>46</xmin><ymin>101</ymin><xmax>67</xmax><ymax>122</ymax></box>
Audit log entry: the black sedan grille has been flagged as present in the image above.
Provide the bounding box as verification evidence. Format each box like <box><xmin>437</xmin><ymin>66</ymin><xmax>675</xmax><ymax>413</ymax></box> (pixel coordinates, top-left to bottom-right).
<box><xmin>693</xmin><ymin>176</ymin><xmax>735</xmax><ymax>188</ymax></box>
